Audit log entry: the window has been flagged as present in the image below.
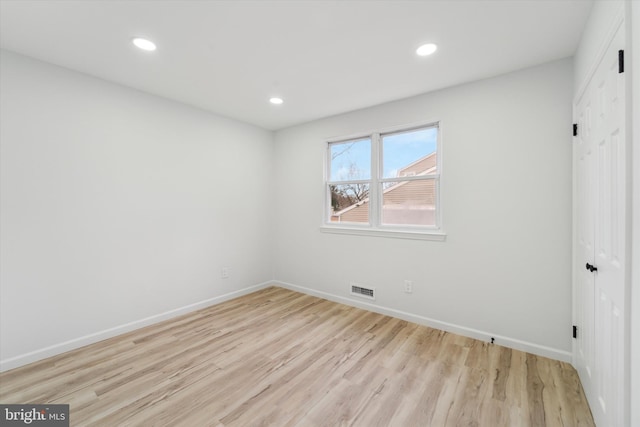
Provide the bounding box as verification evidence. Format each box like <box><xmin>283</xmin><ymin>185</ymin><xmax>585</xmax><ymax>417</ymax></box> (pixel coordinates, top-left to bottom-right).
<box><xmin>324</xmin><ymin>122</ymin><xmax>443</xmax><ymax>239</ymax></box>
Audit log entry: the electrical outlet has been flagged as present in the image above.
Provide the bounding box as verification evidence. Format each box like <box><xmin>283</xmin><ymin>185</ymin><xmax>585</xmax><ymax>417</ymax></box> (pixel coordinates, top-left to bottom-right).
<box><xmin>404</xmin><ymin>280</ymin><xmax>413</xmax><ymax>293</ymax></box>
<box><xmin>221</xmin><ymin>267</ymin><xmax>229</xmax><ymax>279</ymax></box>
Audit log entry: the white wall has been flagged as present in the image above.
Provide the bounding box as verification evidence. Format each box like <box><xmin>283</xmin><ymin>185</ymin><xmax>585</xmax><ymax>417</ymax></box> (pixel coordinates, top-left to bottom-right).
<box><xmin>273</xmin><ymin>58</ymin><xmax>574</xmax><ymax>360</ymax></box>
<box><xmin>0</xmin><ymin>50</ymin><xmax>274</xmax><ymax>370</ymax></box>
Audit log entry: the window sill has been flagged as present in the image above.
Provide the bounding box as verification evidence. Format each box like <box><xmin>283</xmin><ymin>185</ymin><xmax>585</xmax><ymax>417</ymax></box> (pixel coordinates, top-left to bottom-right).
<box><xmin>319</xmin><ymin>226</ymin><xmax>447</xmax><ymax>241</ymax></box>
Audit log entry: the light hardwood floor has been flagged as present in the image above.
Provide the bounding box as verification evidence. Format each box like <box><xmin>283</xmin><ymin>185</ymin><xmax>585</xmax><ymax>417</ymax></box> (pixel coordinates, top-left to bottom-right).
<box><xmin>0</xmin><ymin>286</ymin><xmax>594</xmax><ymax>426</ymax></box>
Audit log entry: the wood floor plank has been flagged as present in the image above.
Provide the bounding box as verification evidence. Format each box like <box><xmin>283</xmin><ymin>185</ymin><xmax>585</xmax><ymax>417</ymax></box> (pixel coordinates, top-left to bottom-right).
<box><xmin>0</xmin><ymin>286</ymin><xmax>595</xmax><ymax>426</ymax></box>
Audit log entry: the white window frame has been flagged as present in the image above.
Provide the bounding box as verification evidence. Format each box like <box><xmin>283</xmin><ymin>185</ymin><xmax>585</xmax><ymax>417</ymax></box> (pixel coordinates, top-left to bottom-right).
<box><xmin>321</xmin><ymin>121</ymin><xmax>446</xmax><ymax>241</ymax></box>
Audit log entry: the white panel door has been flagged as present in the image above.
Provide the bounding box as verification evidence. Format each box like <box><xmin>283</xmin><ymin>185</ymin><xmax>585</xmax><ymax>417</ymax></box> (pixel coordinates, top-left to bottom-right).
<box><xmin>573</xmin><ymin>21</ymin><xmax>627</xmax><ymax>427</ymax></box>
<box><xmin>575</xmin><ymin>89</ymin><xmax>596</xmax><ymax>408</ymax></box>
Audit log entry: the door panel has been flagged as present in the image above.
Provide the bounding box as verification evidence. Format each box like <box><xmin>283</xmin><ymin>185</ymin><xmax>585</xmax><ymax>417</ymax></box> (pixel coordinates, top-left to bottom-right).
<box><xmin>575</xmin><ymin>92</ymin><xmax>596</xmax><ymax>399</ymax></box>
<box><xmin>574</xmin><ymin>21</ymin><xmax>626</xmax><ymax>427</ymax></box>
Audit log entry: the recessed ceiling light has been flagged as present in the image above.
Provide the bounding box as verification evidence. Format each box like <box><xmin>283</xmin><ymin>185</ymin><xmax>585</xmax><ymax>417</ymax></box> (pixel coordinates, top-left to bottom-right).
<box><xmin>416</xmin><ymin>43</ymin><xmax>437</xmax><ymax>56</ymax></box>
<box><xmin>132</xmin><ymin>37</ymin><xmax>157</xmax><ymax>52</ymax></box>
<box><xmin>269</xmin><ymin>97</ymin><xmax>284</xmax><ymax>105</ymax></box>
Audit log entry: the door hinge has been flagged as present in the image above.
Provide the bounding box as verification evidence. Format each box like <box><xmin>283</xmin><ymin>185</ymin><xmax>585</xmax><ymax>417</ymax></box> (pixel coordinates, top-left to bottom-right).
<box><xmin>573</xmin><ymin>325</ymin><xmax>578</xmax><ymax>339</ymax></box>
<box><xmin>619</xmin><ymin>50</ymin><xmax>624</xmax><ymax>73</ymax></box>
<box><xmin>573</xmin><ymin>123</ymin><xmax>578</xmax><ymax>137</ymax></box>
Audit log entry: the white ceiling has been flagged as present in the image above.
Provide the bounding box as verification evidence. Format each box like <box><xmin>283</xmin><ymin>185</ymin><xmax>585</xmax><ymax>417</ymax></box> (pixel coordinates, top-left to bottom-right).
<box><xmin>0</xmin><ymin>0</ymin><xmax>593</xmax><ymax>131</ymax></box>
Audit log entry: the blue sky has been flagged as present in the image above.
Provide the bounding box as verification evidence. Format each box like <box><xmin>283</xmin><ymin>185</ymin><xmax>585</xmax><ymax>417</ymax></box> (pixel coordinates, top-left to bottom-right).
<box><xmin>330</xmin><ymin>127</ymin><xmax>437</xmax><ymax>181</ymax></box>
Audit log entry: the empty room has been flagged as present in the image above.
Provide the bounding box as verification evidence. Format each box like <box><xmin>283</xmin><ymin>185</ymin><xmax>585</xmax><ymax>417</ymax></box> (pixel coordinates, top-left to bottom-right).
<box><xmin>0</xmin><ymin>0</ymin><xmax>638</xmax><ymax>426</ymax></box>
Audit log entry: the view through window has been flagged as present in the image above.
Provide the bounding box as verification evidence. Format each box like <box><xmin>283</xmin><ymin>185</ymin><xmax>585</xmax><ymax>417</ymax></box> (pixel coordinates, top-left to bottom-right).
<box><xmin>326</xmin><ymin>123</ymin><xmax>440</xmax><ymax>230</ymax></box>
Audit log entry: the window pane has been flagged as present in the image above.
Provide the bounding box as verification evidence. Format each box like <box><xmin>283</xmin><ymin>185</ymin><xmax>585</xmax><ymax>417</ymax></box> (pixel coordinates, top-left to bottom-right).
<box><xmin>382</xmin><ymin>127</ymin><xmax>437</xmax><ymax>178</ymax></box>
<box><xmin>330</xmin><ymin>138</ymin><xmax>371</xmax><ymax>181</ymax></box>
<box><xmin>329</xmin><ymin>183</ymin><xmax>370</xmax><ymax>223</ymax></box>
<box><xmin>381</xmin><ymin>179</ymin><xmax>437</xmax><ymax>226</ymax></box>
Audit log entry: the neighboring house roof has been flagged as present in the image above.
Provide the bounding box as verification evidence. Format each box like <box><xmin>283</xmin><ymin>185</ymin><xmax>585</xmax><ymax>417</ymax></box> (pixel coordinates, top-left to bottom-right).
<box><xmin>396</xmin><ymin>151</ymin><xmax>437</xmax><ymax>177</ymax></box>
<box><xmin>331</xmin><ymin>152</ymin><xmax>437</xmax><ymax>221</ymax></box>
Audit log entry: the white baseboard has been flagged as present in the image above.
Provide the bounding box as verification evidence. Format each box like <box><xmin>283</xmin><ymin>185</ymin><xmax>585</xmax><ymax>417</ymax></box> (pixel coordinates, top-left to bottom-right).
<box><xmin>0</xmin><ymin>281</ymin><xmax>273</xmax><ymax>372</ymax></box>
<box><xmin>274</xmin><ymin>280</ymin><xmax>572</xmax><ymax>363</ymax></box>
<box><xmin>1</xmin><ymin>279</ymin><xmax>572</xmax><ymax>372</ymax></box>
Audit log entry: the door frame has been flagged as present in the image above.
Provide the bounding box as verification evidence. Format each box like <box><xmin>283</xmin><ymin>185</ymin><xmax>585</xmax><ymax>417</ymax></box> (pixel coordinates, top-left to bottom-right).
<box><xmin>629</xmin><ymin>2</ymin><xmax>639</xmax><ymax>427</ymax></box>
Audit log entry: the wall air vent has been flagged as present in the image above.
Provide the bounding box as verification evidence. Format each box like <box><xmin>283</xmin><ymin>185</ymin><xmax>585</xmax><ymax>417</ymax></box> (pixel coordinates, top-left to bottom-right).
<box><xmin>350</xmin><ymin>283</ymin><xmax>375</xmax><ymax>300</ymax></box>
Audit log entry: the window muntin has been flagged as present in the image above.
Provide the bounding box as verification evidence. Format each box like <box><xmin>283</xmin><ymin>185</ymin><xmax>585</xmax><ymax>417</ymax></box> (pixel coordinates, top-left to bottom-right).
<box><xmin>325</xmin><ymin>123</ymin><xmax>440</xmax><ymax>232</ymax></box>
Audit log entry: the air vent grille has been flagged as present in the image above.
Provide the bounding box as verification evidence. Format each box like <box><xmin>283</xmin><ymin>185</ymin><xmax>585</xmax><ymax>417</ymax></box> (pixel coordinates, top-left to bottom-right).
<box><xmin>350</xmin><ymin>284</ymin><xmax>375</xmax><ymax>300</ymax></box>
